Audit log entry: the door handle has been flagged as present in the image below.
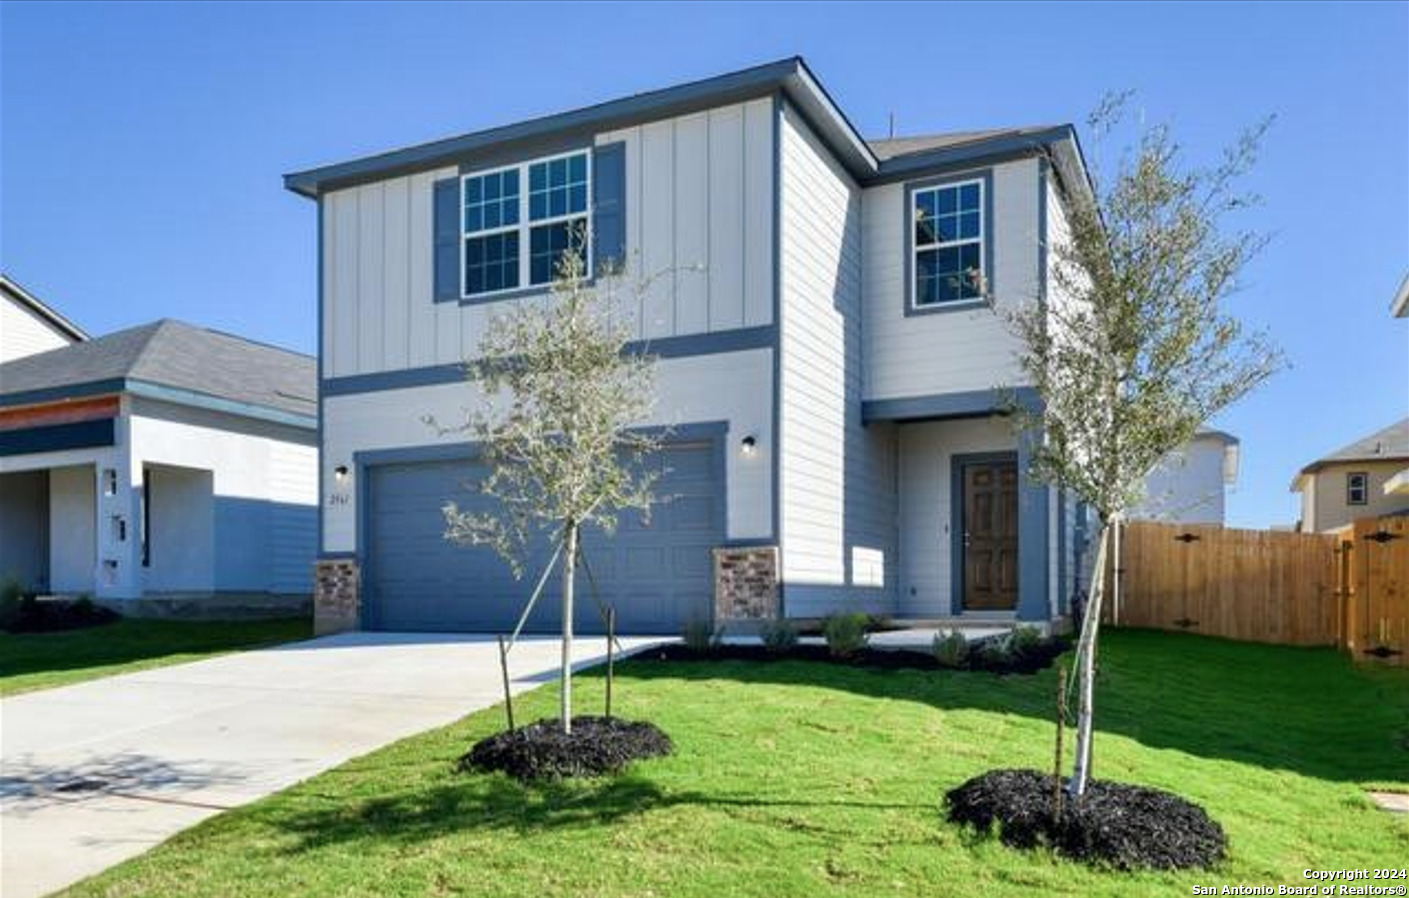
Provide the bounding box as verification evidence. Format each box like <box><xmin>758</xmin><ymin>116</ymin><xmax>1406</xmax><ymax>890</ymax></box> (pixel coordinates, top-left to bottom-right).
<box><xmin>963</xmin><ymin>531</ymin><xmax>972</xmax><ymax>547</ymax></box>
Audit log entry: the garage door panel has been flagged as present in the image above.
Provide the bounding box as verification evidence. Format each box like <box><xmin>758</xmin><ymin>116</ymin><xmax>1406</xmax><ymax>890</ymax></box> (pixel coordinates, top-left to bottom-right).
<box><xmin>366</xmin><ymin>441</ymin><xmax>720</xmax><ymax>633</ymax></box>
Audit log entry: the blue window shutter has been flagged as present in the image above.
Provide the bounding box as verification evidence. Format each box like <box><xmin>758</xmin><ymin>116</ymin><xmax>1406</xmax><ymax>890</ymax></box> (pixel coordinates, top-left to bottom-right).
<box><xmin>433</xmin><ymin>177</ymin><xmax>459</xmax><ymax>302</ymax></box>
<box><xmin>593</xmin><ymin>142</ymin><xmax>626</xmax><ymax>275</ymax></box>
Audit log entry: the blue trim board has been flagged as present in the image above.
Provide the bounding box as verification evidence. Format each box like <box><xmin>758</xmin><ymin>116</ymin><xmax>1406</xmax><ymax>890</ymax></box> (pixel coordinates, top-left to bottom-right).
<box><xmin>902</xmin><ymin>168</ymin><xmax>996</xmax><ymax>318</ymax></box>
<box><xmin>771</xmin><ymin>92</ymin><xmax>785</xmax><ymax>613</ymax></box>
<box><xmin>0</xmin><ymin>378</ymin><xmax>126</xmax><ymax>409</ymax></box>
<box><xmin>321</xmin><ymin>325</ymin><xmax>778</xmax><ymax>398</ymax></box>
<box><xmin>862</xmin><ymin>387</ymin><xmax>1040</xmax><ymax>424</ymax></box>
<box><xmin>316</xmin><ymin>196</ymin><xmax>326</xmax><ymax>554</ymax></box>
<box><xmin>1016</xmin><ymin>432</ymin><xmax>1051</xmax><ymax>623</ymax></box>
<box><xmin>0</xmin><ymin>377</ymin><xmax>314</xmax><ymax>430</ymax></box>
<box><xmin>0</xmin><ymin>418</ymin><xmax>116</xmax><ymax>457</ymax></box>
<box><xmin>1037</xmin><ymin>158</ymin><xmax>1050</xmax><ymax>309</ymax></box>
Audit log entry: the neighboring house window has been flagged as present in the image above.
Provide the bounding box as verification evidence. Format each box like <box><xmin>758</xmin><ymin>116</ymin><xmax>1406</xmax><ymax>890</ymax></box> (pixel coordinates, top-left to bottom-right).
<box><xmin>1347</xmin><ymin>471</ymin><xmax>1369</xmax><ymax>505</ymax></box>
<box><xmin>461</xmin><ymin>150</ymin><xmax>590</xmax><ymax>299</ymax></box>
<box><xmin>913</xmin><ymin>179</ymin><xmax>984</xmax><ymax>307</ymax></box>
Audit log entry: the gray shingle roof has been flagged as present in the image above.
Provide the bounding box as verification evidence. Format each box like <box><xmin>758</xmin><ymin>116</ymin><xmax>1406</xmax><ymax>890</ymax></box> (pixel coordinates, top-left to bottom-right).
<box><xmin>867</xmin><ymin>126</ymin><xmax>1062</xmax><ymax>162</ymax></box>
<box><xmin>0</xmin><ymin>319</ymin><xmax>315</xmax><ymax>420</ymax></box>
<box><xmin>1301</xmin><ymin>418</ymin><xmax>1409</xmax><ymax>473</ymax></box>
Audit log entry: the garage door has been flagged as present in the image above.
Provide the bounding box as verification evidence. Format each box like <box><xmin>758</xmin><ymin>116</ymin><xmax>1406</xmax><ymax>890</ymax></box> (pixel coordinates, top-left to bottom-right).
<box><xmin>364</xmin><ymin>441</ymin><xmax>722</xmax><ymax>633</ymax></box>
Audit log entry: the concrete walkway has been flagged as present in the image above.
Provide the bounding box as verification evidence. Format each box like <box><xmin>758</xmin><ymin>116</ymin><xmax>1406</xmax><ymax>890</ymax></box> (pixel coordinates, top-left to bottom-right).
<box><xmin>0</xmin><ymin>632</ymin><xmax>659</xmax><ymax>898</ymax></box>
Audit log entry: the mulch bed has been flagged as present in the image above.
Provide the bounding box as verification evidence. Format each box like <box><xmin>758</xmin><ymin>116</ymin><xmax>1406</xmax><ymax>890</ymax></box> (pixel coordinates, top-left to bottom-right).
<box><xmin>646</xmin><ymin>638</ymin><xmax>1068</xmax><ymax>675</ymax></box>
<box><xmin>460</xmin><ymin>716</ymin><xmax>673</xmax><ymax>781</ymax></box>
<box><xmin>945</xmin><ymin>768</ymin><xmax>1227</xmax><ymax>870</ymax></box>
<box><xmin>1</xmin><ymin>598</ymin><xmax>120</xmax><ymax>634</ymax></box>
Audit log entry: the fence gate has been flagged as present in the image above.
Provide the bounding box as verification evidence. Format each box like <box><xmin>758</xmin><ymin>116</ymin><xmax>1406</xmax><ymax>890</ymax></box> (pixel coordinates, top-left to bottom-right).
<box><xmin>1343</xmin><ymin>515</ymin><xmax>1409</xmax><ymax>667</ymax></box>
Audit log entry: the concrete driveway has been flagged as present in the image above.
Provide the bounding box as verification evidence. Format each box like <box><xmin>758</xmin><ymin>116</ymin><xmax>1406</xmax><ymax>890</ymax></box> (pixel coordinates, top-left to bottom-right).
<box><xmin>0</xmin><ymin>631</ymin><xmax>659</xmax><ymax>898</ymax></box>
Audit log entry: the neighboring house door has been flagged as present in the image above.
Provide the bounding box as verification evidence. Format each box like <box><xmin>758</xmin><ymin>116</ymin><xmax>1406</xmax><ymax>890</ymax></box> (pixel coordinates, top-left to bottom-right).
<box><xmin>961</xmin><ymin>459</ymin><xmax>1019</xmax><ymax>611</ymax></box>
<box><xmin>363</xmin><ymin>440</ymin><xmax>722</xmax><ymax>634</ymax></box>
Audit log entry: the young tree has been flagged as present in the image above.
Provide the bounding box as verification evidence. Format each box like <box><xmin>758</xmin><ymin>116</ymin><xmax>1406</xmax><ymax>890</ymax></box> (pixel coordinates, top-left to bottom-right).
<box><xmin>434</xmin><ymin>239</ymin><xmax>663</xmax><ymax>735</ymax></box>
<box><xmin>1006</xmin><ymin>100</ymin><xmax>1281</xmax><ymax>796</ymax></box>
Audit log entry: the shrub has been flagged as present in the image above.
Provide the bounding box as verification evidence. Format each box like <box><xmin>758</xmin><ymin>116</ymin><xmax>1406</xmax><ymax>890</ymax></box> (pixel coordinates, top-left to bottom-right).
<box><xmin>932</xmin><ymin>629</ymin><xmax>969</xmax><ymax>668</ymax></box>
<box><xmin>1008</xmin><ymin>624</ymin><xmax>1045</xmax><ymax>659</ymax></box>
<box><xmin>761</xmin><ymin>619</ymin><xmax>799</xmax><ymax>654</ymax></box>
<box><xmin>822</xmin><ymin>612</ymin><xmax>870</xmax><ymax>659</ymax></box>
<box><xmin>682</xmin><ymin>617</ymin><xmax>717</xmax><ymax>653</ymax></box>
<box><xmin>976</xmin><ymin>635</ymin><xmax>1012</xmax><ymax>668</ymax></box>
<box><xmin>0</xmin><ymin>576</ymin><xmax>24</xmax><ymax>630</ymax></box>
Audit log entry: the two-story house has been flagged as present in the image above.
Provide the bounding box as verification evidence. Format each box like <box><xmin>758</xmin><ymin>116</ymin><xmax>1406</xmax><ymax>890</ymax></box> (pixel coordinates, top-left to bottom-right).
<box><xmin>285</xmin><ymin>57</ymin><xmax>1093</xmax><ymax>635</ymax></box>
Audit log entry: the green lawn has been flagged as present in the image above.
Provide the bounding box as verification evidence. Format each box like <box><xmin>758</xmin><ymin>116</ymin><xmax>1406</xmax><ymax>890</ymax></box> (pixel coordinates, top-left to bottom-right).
<box><xmin>61</xmin><ymin>630</ymin><xmax>1409</xmax><ymax>898</ymax></box>
<box><xmin>0</xmin><ymin>617</ymin><xmax>312</xmax><ymax>696</ymax></box>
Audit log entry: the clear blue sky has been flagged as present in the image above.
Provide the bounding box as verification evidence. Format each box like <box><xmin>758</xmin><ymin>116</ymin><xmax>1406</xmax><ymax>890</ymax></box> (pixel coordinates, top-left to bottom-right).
<box><xmin>2</xmin><ymin>1</ymin><xmax>1406</xmax><ymax>528</ymax></box>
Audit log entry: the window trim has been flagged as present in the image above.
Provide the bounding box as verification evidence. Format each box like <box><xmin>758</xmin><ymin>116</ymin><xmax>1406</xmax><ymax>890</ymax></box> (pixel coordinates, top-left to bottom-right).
<box><xmin>459</xmin><ymin>148</ymin><xmax>593</xmax><ymax>302</ymax></box>
<box><xmin>1347</xmin><ymin>471</ymin><xmax>1369</xmax><ymax>506</ymax></box>
<box><xmin>903</xmin><ymin>169</ymin><xmax>995</xmax><ymax>317</ymax></box>
<box><xmin>140</xmin><ymin>467</ymin><xmax>151</xmax><ymax>567</ymax></box>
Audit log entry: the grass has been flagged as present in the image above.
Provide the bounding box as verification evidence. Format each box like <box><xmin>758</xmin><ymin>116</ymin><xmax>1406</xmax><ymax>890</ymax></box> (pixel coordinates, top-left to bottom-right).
<box><xmin>0</xmin><ymin>617</ymin><xmax>312</xmax><ymax>696</ymax></box>
<box><xmin>59</xmin><ymin>630</ymin><xmax>1409</xmax><ymax>897</ymax></box>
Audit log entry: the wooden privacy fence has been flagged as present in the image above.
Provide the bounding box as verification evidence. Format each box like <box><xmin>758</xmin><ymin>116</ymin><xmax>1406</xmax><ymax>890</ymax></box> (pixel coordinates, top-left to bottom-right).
<box><xmin>1102</xmin><ymin>517</ymin><xmax>1408</xmax><ymax>665</ymax></box>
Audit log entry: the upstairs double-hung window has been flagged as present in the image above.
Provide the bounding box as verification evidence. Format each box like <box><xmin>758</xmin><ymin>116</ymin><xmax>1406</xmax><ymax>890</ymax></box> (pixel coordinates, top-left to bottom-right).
<box><xmin>462</xmin><ymin>151</ymin><xmax>590</xmax><ymax>299</ymax></box>
<box><xmin>912</xmin><ymin>179</ymin><xmax>985</xmax><ymax>307</ymax></box>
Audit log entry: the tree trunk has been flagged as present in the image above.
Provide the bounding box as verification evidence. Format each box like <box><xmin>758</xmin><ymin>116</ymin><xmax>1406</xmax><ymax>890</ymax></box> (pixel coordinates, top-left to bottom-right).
<box><xmin>1068</xmin><ymin>519</ymin><xmax>1110</xmax><ymax>798</ymax></box>
<box><xmin>560</xmin><ymin>521</ymin><xmax>579</xmax><ymax>734</ymax></box>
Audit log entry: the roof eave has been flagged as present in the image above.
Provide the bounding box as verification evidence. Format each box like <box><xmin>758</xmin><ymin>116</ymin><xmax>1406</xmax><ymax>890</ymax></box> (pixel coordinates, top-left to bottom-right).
<box><xmin>0</xmin><ymin>276</ymin><xmax>89</xmax><ymax>341</ymax></box>
<box><xmin>1391</xmin><ymin>272</ymin><xmax>1409</xmax><ymax>318</ymax></box>
<box><xmin>283</xmin><ymin>57</ymin><xmax>880</xmax><ymax>200</ymax></box>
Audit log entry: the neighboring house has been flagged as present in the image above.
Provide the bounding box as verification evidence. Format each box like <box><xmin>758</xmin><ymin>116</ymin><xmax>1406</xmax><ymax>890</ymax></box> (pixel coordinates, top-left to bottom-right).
<box><xmin>1</xmin><ymin>274</ymin><xmax>88</xmax><ymax>363</ymax></box>
<box><xmin>1292</xmin><ymin>418</ymin><xmax>1409</xmax><ymax>533</ymax></box>
<box><xmin>284</xmin><ymin>56</ymin><xmax>1094</xmax><ymax>634</ymax></box>
<box><xmin>1383</xmin><ymin>273</ymin><xmax>1409</xmax><ymax>501</ymax></box>
<box><xmin>1129</xmin><ymin>430</ymin><xmax>1240</xmax><ymax>525</ymax></box>
<box><xmin>0</xmin><ymin>319</ymin><xmax>318</xmax><ymax>609</ymax></box>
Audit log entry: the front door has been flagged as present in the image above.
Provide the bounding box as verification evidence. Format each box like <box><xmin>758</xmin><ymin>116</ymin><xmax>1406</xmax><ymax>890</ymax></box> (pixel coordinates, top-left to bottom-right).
<box><xmin>962</xmin><ymin>460</ymin><xmax>1019</xmax><ymax>611</ymax></box>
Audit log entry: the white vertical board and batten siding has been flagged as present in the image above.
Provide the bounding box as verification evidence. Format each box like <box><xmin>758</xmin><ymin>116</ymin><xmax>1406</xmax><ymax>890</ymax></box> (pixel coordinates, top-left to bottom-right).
<box><xmin>321</xmin><ymin>98</ymin><xmax>775</xmax><ymax>380</ymax></box>
<box><xmin>0</xmin><ymin>296</ymin><xmax>78</xmax><ymax>363</ymax></box>
<box><xmin>777</xmin><ymin>102</ymin><xmax>896</xmax><ymax>616</ymax></box>
<box><xmin>861</xmin><ymin>157</ymin><xmax>1041</xmax><ymax>401</ymax></box>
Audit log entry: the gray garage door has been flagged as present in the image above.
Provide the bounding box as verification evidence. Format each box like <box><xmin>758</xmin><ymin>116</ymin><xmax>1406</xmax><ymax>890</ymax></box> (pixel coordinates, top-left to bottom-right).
<box><xmin>365</xmin><ymin>441</ymin><xmax>721</xmax><ymax>633</ymax></box>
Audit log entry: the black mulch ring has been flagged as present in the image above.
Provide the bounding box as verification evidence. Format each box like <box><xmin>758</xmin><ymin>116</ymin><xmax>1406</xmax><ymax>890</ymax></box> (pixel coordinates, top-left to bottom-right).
<box><xmin>459</xmin><ymin>716</ymin><xmax>673</xmax><ymax>782</ymax></box>
<box><xmin>2</xmin><ymin>598</ymin><xmax>120</xmax><ymax>633</ymax></box>
<box><xmin>945</xmin><ymin>768</ymin><xmax>1227</xmax><ymax>870</ymax></box>
<box><xmin>647</xmin><ymin>638</ymin><xmax>1068</xmax><ymax>675</ymax></box>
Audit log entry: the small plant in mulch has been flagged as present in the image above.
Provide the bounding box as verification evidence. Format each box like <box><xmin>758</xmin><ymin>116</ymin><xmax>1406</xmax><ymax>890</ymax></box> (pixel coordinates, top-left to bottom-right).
<box><xmin>459</xmin><ymin>716</ymin><xmax>673</xmax><ymax>782</ymax></box>
<box><xmin>945</xmin><ymin>768</ymin><xmax>1227</xmax><ymax>870</ymax></box>
<box><xmin>760</xmin><ymin>619</ymin><xmax>799</xmax><ymax>654</ymax></box>
<box><xmin>822</xmin><ymin>612</ymin><xmax>870</xmax><ymax>659</ymax></box>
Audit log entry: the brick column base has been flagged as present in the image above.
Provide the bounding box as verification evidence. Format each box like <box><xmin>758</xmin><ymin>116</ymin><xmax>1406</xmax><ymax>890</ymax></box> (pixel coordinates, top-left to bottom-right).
<box><xmin>314</xmin><ymin>558</ymin><xmax>361</xmax><ymax>635</ymax></box>
<box><xmin>713</xmin><ymin>546</ymin><xmax>779</xmax><ymax>622</ymax></box>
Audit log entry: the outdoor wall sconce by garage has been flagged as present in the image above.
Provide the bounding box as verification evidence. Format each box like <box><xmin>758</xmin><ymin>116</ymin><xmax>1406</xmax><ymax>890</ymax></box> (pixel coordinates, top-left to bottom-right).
<box><xmin>334</xmin><ymin>464</ymin><xmax>349</xmax><ymax>482</ymax></box>
<box><xmin>740</xmin><ymin>435</ymin><xmax>757</xmax><ymax>456</ymax></box>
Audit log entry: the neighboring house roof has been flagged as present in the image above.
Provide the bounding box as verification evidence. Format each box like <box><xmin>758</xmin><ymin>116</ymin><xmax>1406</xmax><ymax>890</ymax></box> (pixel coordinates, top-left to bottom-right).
<box><xmin>284</xmin><ymin>56</ymin><xmax>1089</xmax><ymax>200</ymax></box>
<box><xmin>0</xmin><ymin>274</ymin><xmax>89</xmax><ymax>342</ymax></box>
<box><xmin>0</xmin><ymin>319</ymin><xmax>316</xmax><ymax>425</ymax></box>
<box><xmin>1391</xmin><ymin>272</ymin><xmax>1409</xmax><ymax>318</ymax></box>
<box><xmin>1291</xmin><ymin>417</ymin><xmax>1409</xmax><ymax>489</ymax></box>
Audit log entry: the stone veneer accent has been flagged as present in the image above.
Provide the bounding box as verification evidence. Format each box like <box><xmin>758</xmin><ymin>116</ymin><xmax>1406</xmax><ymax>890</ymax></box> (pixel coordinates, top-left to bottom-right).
<box><xmin>713</xmin><ymin>546</ymin><xmax>779</xmax><ymax>621</ymax></box>
<box><xmin>314</xmin><ymin>558</ymin><xmax>361</xmax><ymax>635</ymax></box>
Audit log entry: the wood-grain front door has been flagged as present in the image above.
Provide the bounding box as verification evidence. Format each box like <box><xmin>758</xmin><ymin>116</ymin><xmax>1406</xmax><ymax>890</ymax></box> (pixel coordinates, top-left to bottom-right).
<box><xmin>962</xmin><ymin>461</ymin><xmax>1019</xmax><ymax>611</ymax></box>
